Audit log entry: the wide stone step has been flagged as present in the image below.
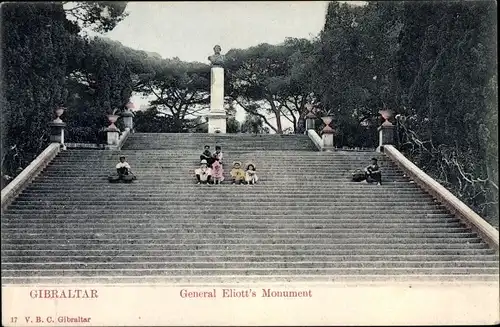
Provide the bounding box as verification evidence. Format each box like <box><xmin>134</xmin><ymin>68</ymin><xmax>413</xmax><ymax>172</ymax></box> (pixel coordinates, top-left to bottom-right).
<box><xmin>4</xmin><ymin>274</ymin><xmax>498</xmax><ymax>283</ymax></box>
<box><xmin>3</xmin><ymin>244</ymin><xmax>485</xmax><ymax>256</ymax></box>
<box><xmin>11</xmin><ymin>200</ymin><xmax>442</xmax><ymax>206</ymax></box>
<box><xmin>44</xmin><ymin>169</ymin><xmax>400</xmax><ymax>175</ymax></box>
<box><xmin>6</xmin><ymin>206</ymin><xmax>449</xmax><ymax>213</ymax></box>
<box><xmin>22</xmin><ymin>185</ymin><xmax>425</xmax><ymax>191</ymax></box>
<box><xmin>41</xmin><ymin>168</ymin><xmax>402</xmax><ymax>174</ymax></box>
<box><xmin>1</xmin><ymin>233</ymin><xmax>479</xmax><ymax>243</ymax></box>
<box><xmin>49</xmin><ymin>160</ymin><xmax>393</xmax><ymax>166</ymax></box>
<box><xmin>23</xmin><ymin>182</ymin><xmax>421</xmax><ymax>188</ymax></box>
<box><xmin>1</xmin><ymin>222</ymin><xmax>465</xmax><ymax>232</ymax></box>
<box><xmin>34</xmin><ymin>177</ymin><xmax>410</xmax><ymax>182</ymax></box>
<box><xmin>3</xmin><ymin>253</ymin><xmax>496</xmax><ymax>263</ymax></box>
<box><xmin>3</xmin><ymin>261</ymin><xmax>498</xmax><ymax>270</ymax></box>
<box><xmin>5</xmin><ymin>209</ymin><xmax>450</xmax><ymax>215</ymax></box>
<box><xmin>7</xmin><ymin>200</ymin><xmax>446</xmax><ymax>206</ymax></box>
<box><xmin>14</xmin><ymin>197</ymin><xmax>434</xmax><ymax>204</ymax></box>
<box><xmin>1</xmin><ymin>214</ymin><xmax>458</xmax><ymax>221</ymax></box>
<box><xmin>16</xmin><ymin>193</ymin><xmax>433</xmax><ymax>200</ymax></box>
<box><xmin>2</xmin><ymin>267</ymin><xmax>498</xmax><ymax>277</ymax></box>
<box><xmin>22</xmin><ymin>183</ymin><xmax>421</xmax><ymax>189</ymax></box>
<box><xmin>51</xmin><ymin>154</ymin><xmax>389</xmax><ymax>158</ymax></box>
<box><xmin>26</xmin><ymin>181</ymin><xmax>411</xmax><ymax>186</ymax></box>
<box><xmin>1</xmin><ymin>226</ymin><xmax>471</xmax><ymax>234</ymax></box>
<box><xmin>12</xmin><ymin>199</ymin><xmax>437</xmax><ymax>206</ymax></box>
<box><xmin>40</xmin><ymin>170</ymin><xmax>405</xmax><ymax>175</ymax></box>
<box><xmin>117</xmin><ymin>147</ymin><xmax>322</xmax><ymax>150</ymax></box>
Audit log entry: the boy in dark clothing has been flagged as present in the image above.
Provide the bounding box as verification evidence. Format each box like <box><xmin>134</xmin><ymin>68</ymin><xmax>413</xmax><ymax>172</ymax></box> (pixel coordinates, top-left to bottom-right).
<box><xmin>200</xmin><ymin>145</ymin><xmax>213</xmax><ymax>167</ymax></box>
<box><xmin>365</xmin><ymin>157</ymin><xmax>382</xmax><ymax>185</ymax></box>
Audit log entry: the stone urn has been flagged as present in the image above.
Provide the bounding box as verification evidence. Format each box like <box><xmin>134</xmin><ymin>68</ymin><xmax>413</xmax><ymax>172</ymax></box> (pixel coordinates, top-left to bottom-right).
<box><xmin>107</xmin><ymin>114</ymin><xmax>120</xmax><ymax>130</ymax></box>
<box><xmin>379</xmin><ymin>109</ymin><xmax>394</xmax><ymax>126</ymax></box>
<box><xmin>321</xmin><ymin>116</ymin><xmax>335</xmax><ymax>134</ymax></box>
<box><xmin>54</xmin><ymin>107</ymin><xmax>65</xmax><ymax>123</ymax></box>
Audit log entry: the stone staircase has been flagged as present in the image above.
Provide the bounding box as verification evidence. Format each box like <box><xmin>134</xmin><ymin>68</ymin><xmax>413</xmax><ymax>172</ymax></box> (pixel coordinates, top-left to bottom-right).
<box><xmin>1</xmin><ymin>133</ymin><xmax>498</xmax><ymax>283</ymax></box>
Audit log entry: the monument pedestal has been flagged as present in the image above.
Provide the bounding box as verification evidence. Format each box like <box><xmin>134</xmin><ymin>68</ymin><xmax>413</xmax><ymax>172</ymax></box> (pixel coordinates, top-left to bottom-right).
<box><xmin>208</xmin><ymin>66</ymin><xmax>226</xmax><ymax>134</ymax></box>
<box><xmin>208</xmin><ymin>112</ymin><xmax>227</xmax><ymax>133</ymax></box>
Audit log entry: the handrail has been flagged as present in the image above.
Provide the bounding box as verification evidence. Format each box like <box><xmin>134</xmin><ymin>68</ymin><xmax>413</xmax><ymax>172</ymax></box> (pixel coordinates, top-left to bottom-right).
<box><xmin>383</xmin><ymin>144</ymin><xmax>499</xmax><ymax>251</ymax></box>
<box><xmin>113</xmin><ymin>127</ymin><xmax>131</xmax><ymax>150</ymax></box>
<box><xmin>1</xmin><ymin>143</ymin><xmax>61</xmax><ymax>212</ymax></box>
<box><xmin>307</xmin><ymin>129</ymin><xmax>323</xmax><ymax>151</ymax></box>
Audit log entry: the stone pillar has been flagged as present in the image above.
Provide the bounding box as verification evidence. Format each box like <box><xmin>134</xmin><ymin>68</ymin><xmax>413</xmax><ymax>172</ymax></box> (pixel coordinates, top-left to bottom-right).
<box><xmin>305</xmin><ymin>104</ymin><xmax>316</xmax><ymax>132</ymax></box>
<box><xmin>49</xmin><ymin>107</ymin><xmax>66</xmax><ymax>150</ymax></box>
<box><xmin>121</xmin><ymin>110</ymin><xmax>135</xmax><ymax>132</ymax></box>
<box><xmin>106</xmin><ymin>114</ymin><xmax>120</xmax><ymax>145</ymax></box>
<box><xmin>321</xmin><ymin>116</ymin><xmax>335</xmax><ymax>151</ymax></box>
<box><xmin>208</xmin><ymin>66</ymin><xmax>227</xmax><ymax>133</ymax></box>
<box><xmin>377</xmin><ymin>110</ymin><xmax>394</xmax><ymax>152</ymax></box>
<box><xmin>377</xmin><ymin>122</ymin><xmax>395</xmax><ymax>151</ymax></box>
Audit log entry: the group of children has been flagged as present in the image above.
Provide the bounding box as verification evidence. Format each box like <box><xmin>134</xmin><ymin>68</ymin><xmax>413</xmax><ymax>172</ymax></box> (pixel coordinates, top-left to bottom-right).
<box><xmin>109</xmin><ymin>150</ymin><xmax>381</xmax><ymax>186</ymax></box>
<box><xmin>195</xmin><ymin>145</ymin><xmax>259</xmax><ymax>185</ymax></box>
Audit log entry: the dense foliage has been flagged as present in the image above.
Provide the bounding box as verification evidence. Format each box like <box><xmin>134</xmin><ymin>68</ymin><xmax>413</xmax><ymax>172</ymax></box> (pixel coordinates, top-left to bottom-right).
<box><xmin>315</xmin><ymin>1</ymin><xmax>497</xmax><ymax>225</ymax></box>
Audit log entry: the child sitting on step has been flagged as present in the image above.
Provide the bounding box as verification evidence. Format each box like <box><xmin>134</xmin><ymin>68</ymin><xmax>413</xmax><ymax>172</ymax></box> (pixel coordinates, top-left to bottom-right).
<box><xmin>211</xmin><ymin>157</ymin><xmax>225</xmax><ymax>185</ymax></box>
<box><xmin>200</xmin><ymin>145</ymin><xmax>213</xmax><ymax>167</ymax></box>
<box><xmin>213</xmin><ymin>145</ymin><xmax>223</xmax><ymax>164</ymax></box>
<box><xmin>230</xmin><ymin>161</ymin><xmax>245</xmax><ymax>185</ymax></box>
<box><xmin>195</xmin><ymin>159</ymin><xmax>212</xmax><ymax>184</ymax></box>
<box><xmin>108</xmin><ymin>155</ymin><xmax>136</xmax><ymax>183</ymax></box>
<box><xmin>245</xmin><ymin>162</ymin><xmax>259</xmax><ymax>185</ymax></box>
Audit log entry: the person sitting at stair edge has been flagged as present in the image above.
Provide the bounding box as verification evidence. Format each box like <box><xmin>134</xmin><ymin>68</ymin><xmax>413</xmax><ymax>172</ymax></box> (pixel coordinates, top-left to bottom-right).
<box><xmin>195</xmin><ymin>159</ymin><xmax>212</xmax><ymax>184</ymax></box>
<box><xmin>211</xmin><ymin>157</ymin><xmax>225</xmax><ymax>185</ymax></box>
<box><xmin>108</xmin><ymin>155</ymin><xmax>136</xmax><ymax>182</ymax></box>
<box><xmin>245</xmin><ymin>162</ymin><xmax>258</xmax><ymax>185</ymax></box>
<box><xmin>230</xmin><ymin>161</ymin><xmax>245</xmax><ymax>185</ymax></box>
<box><xmin>365</xmin><ymin>157</ymin><xmax>382</xmax><ymax>185</ymax></box>
<box><xmin>200</xmin><ymin>145</ymin><xmax>213</xmax><ymax>167</ymax></box>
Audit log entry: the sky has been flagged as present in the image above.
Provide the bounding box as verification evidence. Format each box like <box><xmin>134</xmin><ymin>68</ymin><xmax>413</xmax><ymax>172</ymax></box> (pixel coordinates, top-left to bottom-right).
<box><xmin>89</xmin><ymin>1</ymin><xmax>365</xmax><ymax>131</ymax></box>
<box><xmin>101</xmin><ymin>1</ymin><xmax>330</xmax><ymax>63</ymax></box>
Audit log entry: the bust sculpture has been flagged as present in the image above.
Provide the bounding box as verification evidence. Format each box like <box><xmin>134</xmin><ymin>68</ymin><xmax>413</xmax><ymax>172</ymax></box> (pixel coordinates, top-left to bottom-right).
<box><xmin>208</xmin><ymin>45</ymin><xmax>225</xmax><ymax>67</ymax></box>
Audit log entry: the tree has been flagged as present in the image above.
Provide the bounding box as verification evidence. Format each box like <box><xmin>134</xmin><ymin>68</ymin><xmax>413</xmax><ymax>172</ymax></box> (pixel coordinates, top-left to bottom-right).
<box><xmin>63</xmin><ymin>1</ymin><xmax>129</xmax><ymax>33</ymax></box>
<box><xmin>134</xmin><ymin>107</ymin><xmax>179</xmax><ymax>133</ymax></box>
<box><xmin>240</xmin><ymin>114</ymin><xmax>270</xmax><ymax>134</ymax></box>
<box><xmin>225</xmin><ymin>39</ymin><xmax>318</xmax><ymax>134</ymax></box>
<box><xmin>2</xmin><ymin>3</ymin><xmax>74</xmax><ymax>176</ymax></box>
<box><xmin>226</xmin><ymin>101</ymin><xmax>241</xmax><ymax>133</ymax></box>
<box><xmin>1</xmin><ymin>2</ymin><xmax>129</xmax><ymax>182</ymax></box>
<box><xmin>135</xmin><ymin>59</ymin><xmax>211</xmax><ymax>132</ymax></box>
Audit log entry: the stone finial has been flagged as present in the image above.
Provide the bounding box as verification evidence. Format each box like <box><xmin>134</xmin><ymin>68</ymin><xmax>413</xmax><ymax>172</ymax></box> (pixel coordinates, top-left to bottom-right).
<box><xmin>121</xmin><ymin>104</ymin><xmax>135</xmax><ymax>132</ymax></box>
<box><xmin>49</xmin><ymin>107</ymin><xmax>66</xmax><ymax>149</ymax></box>
<box><xmin>305</xmin><ymin>103</ymin><xmax>316</xmax><ymax>119</ymax></box>
<box><xmin>377</xmin><ymin>109</ymin><xmax>395</xmax><ymax>151</ymax></box>
<box><xmin>379</xmin><ymin>109</ymin><xmax>394</xmax><ymax>126</ymax></box>
<box><xmin>106</xmin><ymin>114</ymin><xmax>120</xmax><ymax>132</ymax></box>
<box><xmin>53</xmin><ymin>107</ymin><xmax>65</xmax><ymax>124</ymax></box>
<box><xmin>320</xmin><ymin>116</ymin><xmax>335</xmax><ymax>151</ymax></box>
<box><xmin>321</xmin><ymin>116</ymin><xmax>335</xmax><ymax>134</ymax></box>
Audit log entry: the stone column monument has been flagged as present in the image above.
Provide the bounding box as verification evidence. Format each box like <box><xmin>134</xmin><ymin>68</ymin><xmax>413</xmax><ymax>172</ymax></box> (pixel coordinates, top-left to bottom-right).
<box><xmin>207</xmin><ymin>45</ymin><xmax>227</xmax><ymax>133</ymax></box>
